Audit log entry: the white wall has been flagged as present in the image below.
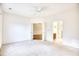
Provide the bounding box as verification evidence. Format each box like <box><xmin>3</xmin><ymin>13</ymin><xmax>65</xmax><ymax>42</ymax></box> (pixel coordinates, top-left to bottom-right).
<box><xmin>0</xmin><ymin>15</ymin><xmax>2</xmax><ymax>47</ymax></box>
<box><xmin>3</xmin><ymin>13</ymin><xmax>32</xmax><ymax>44</ymax></box>
<box><xmin>45</xmin><ymin>19</ymin><xmax>53</xmax><ymax>42</ymax></box>
<box><xmin>0</xmin><ymin>6</ymin><xmax>3</xmax><ymax>48</ymax></box>
<box><xmin>35</xmin><ymin>4</ymin><xmax>79</xmax><ymax>48</ymax></box>
<box><xmin>49</xmin><ymin>4</ymin><xmax>79</xmax><ymax>48</ymax></box>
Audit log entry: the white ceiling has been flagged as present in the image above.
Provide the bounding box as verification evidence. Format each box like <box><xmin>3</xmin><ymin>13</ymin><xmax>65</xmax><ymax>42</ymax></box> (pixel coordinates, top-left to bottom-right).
<box><xmin>1</xmin><ymin>3</ymin><xmax>77</xmax><ymax>18</ymax></box>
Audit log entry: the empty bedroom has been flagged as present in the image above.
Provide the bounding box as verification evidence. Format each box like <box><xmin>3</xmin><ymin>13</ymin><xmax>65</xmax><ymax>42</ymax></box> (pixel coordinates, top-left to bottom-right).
<box><xmin>0</xmin><ymin>3</ymin><xmax>79</xmax><ymax>56</ymax></box>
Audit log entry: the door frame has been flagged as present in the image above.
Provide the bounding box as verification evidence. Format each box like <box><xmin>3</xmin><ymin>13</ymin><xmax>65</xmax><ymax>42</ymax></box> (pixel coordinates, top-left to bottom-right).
<box><xmin>52</xmin><ymin>21</ymin><xmax>63</xmax><ymax>45</ymax></box>
<box><xmin>31</xmin><ymin>22</ymin><xmax>45</xmax><ymax>41</ymax></box>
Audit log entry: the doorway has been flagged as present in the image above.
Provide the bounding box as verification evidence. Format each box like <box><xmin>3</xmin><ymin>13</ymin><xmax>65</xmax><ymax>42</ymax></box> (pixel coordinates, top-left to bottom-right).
<box><xmin>32</xmin><ymin>23</ymin><xmax>43</xmax><ymax>40</ymax></box>
<box><xmin>53</xmin><ymin>21</ymin><xmax>63</xmax><ymax>45</ymax></box>
<box><xmin>53</xmin><ymin>21</ymin><xmax>58</xmax><ymax>44</ymax></box>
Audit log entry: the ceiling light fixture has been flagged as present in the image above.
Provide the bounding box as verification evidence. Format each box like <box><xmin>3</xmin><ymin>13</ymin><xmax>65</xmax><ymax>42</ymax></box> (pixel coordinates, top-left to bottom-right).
<box><xmin>34</xmin><ymin>6</ymin><xmax>46</xmax><ymax>13</ymax></box>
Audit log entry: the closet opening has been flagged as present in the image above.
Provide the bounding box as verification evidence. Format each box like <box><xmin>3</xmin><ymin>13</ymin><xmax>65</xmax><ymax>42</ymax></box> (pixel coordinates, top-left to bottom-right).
<box><xmin>32</xmin><ymin>23</ymin><xmax>43</xmax><ymax>40</ymax></box>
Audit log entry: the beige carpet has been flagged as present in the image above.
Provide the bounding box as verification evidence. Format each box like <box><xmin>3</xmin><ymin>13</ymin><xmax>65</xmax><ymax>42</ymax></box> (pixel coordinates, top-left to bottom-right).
<box><xmin>0</xmin><ymin>40</ymin><xmax>79</xmax><ymax>56</ymax></box>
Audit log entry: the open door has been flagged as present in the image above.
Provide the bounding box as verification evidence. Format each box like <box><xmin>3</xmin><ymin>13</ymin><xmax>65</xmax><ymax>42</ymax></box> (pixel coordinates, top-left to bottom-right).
<box><xmin>32</xmin><ymin>23</ymin><xmax>43</xmax><ymax>40</ymax></box>
<box><xmin>53</xmin><ymin>21</ymin><xmax>58</xmax><ymax>45</ymax></box>
<box><xmin>53</xmin><ymin>21</ymin><xmax>63</xmax><ymax>46</ymax></box>
<box><xmin>58</xmin><ymin>21</ymin><xmax>63</xmax><ymax>45</ymax></box>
